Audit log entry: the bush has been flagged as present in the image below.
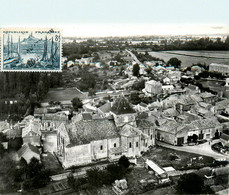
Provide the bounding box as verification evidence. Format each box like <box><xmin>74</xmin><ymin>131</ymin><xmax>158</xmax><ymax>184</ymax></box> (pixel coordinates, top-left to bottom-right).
<box><xmin>118</xmin><ymin>155</ymin><xmax>130</xmax><ymax>168</ymax></box>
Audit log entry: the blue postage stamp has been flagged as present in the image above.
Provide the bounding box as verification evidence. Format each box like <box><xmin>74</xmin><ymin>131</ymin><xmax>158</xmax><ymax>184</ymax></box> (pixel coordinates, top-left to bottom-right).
<box><xmin>0</xmin><ymin>28</ymin><xmax>62</xmax><ymax>71</ymax></box>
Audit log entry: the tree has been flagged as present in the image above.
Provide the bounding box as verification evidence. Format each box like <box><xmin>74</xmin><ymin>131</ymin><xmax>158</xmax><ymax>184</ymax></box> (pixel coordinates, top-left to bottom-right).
<box><xmin>71</xmin><ymin>97</ymin><xmax>83</xmax><ymax>111</ymax></box>
<box><xmin>167</xmin><ymin>57</ymin><xmax>181</xmax><ymax>69</ymax></box>
<box><xmin>88</xmin><ymin>88</ymin><xmax>95</xmax><ymax>97</ymax></box>
<box><xmin>0</xmin><ymin>143</ymin><xmax>5</xmax><ymax>158</ymax></box>
<box><xmin>132</xmin><ymin>79</ymin><xmax>145</xmax><ymax>91</ymax></box>
<box><xmin>111</xmin><ymin>96</ymin><xmax>135</xmax><ymax>114</ymax></box>
<box><xmin>86</xmin><ymin>168</ymin><xmax>103</xmax><ymax>187</ymax></box>
<box><xmin>132</xmin><ymin>64</ymin><xmax>140</xmax><ymax>76</ymax></box>
<box><xmin>176</xmin><ymin>173</ymin><xmax>204</xmax><ymax>194</ymax></box>
<box><xmin>8</xmin><ymin>137</ymin><xmax>23</xmax><ymax>152</ymax></box>
<box><xmin>129</xmin><ymin>93</ymin><xmax>141</xmax><ymax>105</ymax></box>
<box><xmin>118</xmin><ymin>155</ymin><xmax>130</xmax><ymax>168</ymax></box>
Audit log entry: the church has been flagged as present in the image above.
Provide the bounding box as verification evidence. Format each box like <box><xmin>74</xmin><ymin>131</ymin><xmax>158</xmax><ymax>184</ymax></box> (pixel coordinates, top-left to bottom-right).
<box><xmin>56</xmin><ymin>96</ymin><xmax>155</xmax><ymax>168</ymax></box>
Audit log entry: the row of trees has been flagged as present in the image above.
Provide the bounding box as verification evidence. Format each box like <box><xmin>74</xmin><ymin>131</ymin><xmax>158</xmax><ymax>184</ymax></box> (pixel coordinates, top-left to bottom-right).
<box><xmin>68</xmin><ymin>156</ymin><xmax>130</xmax><ymax>192</ymax></box>
<box><xmin>14</xmin><ymin>158</ymin><xmax>51</xmax><ymax>190</ymax></box>
<box><xmin>0</xmin><ymin>72</ymin><xmax>62</xmax><ymax>121</ymax></box>
<box><xmin>133</xmin><ymin>37</ymin><xmax>229</xmax><ymax>51</ymax></box>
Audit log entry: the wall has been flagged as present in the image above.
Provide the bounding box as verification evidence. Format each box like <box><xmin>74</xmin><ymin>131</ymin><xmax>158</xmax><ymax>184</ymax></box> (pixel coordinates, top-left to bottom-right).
<box><xmin>43</xmin><ymin>133</ymin><xmax>57</xmax><ymax>153</ymax></box>
<box><xmin>157</xmin><ymin>130</ymin><xmax>175</xmax><ymax>145</ymax></box>
<box><xmin>113</xmin><ymin>113</ymin><xmax>137</xmax><ymax>128</ymax></box>
<box><xmin>91</xmin><ymin>139</ymin><xmax>108</xmax><ymax>160</ymax></box>
<box><xmin>63</xmin><ymin>144</ymin><xmax>91</xmax><ymax>168</ymax></box>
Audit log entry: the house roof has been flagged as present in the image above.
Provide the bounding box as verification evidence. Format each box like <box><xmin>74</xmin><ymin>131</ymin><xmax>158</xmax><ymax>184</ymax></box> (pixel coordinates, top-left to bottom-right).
<box><xmin>145</xmin><ymin>159</ymin><xmax>166</xmax><ymax>176</ymax></box>
<box><xmin>157</xmin><ymin>120</ymin><xmax>179</xmax><ymax>134</ymax></box>
<box><xmin>98</xmin><ymin>102</ymin><xmax>112</xmax><ymax>113</ymax></box>
<box><xmin>18</xmin><ymin>143</ymin><xmax>40</xmax><ymax>158</ymax></box>
<box><xmin>198</xmin><ymin>102</ymin><xmax>211</xmax><ymax>108</ymax></box>
<box><xmin>179</xmin><ymin>95</ymin><xmax>196</xmax><ymax>105</ymax></box>
<box><xmin>190</xmin><ymin>94</ymin><xmax>203</xmax><ymax>103</ymax></box>
<box><xmin>43</xmin><ymin>113</ymin><xmax>68</xmax><ymax>121</ymax></box>
<box><xmin>34</xmin><ymin>108</ymin><xmax>48</xmax><ymax>115</ymax></box>
<box><xmin>200</xmin><ymin>92</ymin><xmax>215</xmax><ymax>99</ymax></box>
<box><xmin>22</xmin><ymin>122</ymin><xmax>41</xmax><ymax>137</ymax></box>
<box><xmin>67</xmin><ymin>119</ymin><xmax>118</xmax><ymax>146</ymax></box>
<box><xmin>215</xmin><ymin>99</ymin><xmax>229</xmax><ymax>110</ymax></box>
<box><xmin>0</xmin><ymin>121</ymin><xmax>10</xmax><ymax>131</ymax></box>
<box><xmin>82</xmin><ymin>112</ymin><xmax>93</xmax><ymax>120</ymax></box>
<box><xmin>120</xmin><ymin>124</ymin><xmax>141</xmax><ymax>137</ymax></box>
<box><xmin>162</xmin><ymin>108</ymin><xmax>179</xmax><ymax>117</ymax></box>
<box><xmin>137</xmin><ymin>119</ymin><xmax>153</xmax><ymax>129</ymax></box>
<box><xmin>190</xmin><ymin>118</ymin><xmax>221</xmax><ymax>130</ymax></box>
<box><xmin>221</xmin><ymin>133</ymin><xmax>229</xmax><ymax>141</ymax></box>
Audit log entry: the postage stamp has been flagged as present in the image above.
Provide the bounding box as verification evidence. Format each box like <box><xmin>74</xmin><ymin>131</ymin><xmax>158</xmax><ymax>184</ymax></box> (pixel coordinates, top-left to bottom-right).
<box><xmin>0</xmin><ymin>28</ymin><xmax>62</xmax><ymax>71</ymax></box>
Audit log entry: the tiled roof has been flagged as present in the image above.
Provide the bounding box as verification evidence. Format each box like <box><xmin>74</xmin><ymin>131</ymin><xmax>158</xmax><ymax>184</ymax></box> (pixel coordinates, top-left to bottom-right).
<box><xmin>43</xmin><ymin>113</ymin><xmax>68</xmax><ymax>121</ymax></box>
<box><xmin>200</xmin><ymin>92</ymin><xmax>215</xmax><ymax>99</ymax></box>
<box><xmin>198</xmin><ymin>102</ymin><xmax>211</xmax><ymax>108</ymax></box>
<box><xmin>220</xmin><ymin>133</ymin><xmax>229</xmax><ymax>141</ymax></box>
<box><xmin>22</xmin><ymin>121</ymin><xmax>41</xmax><ymax>137</ymax></box>
<box><xmin>18</xmin><ymin>143</ymin><xmax>40</xmax><ymax>158</ymax></box>
<box><xmin>157</xmin><ymin>120</ymin><xmax>179</xmax><ymax>134</ymax></box>
<box><xmin>215</xmin><ymin>99</ymin><xmax>229</xmax><ymax>110</ymax></box>
<box><xmin>34</xmin><ymin>108</ymin><xmax>47</xmax><ymax>115</ymax></box>
<box><xmin>98</xmin><ymin>102</ymin><xmax>112</xmax><ymax>113</ymax></box>
<box><xmin>82</xmin><ymin>112</ymin><xmax>93</xmax><ymax>120</ymax></box>
<box><xmin>137</xmin><ymin>119</ymin><xmax>153</xmax><ymax>129</ymax></box>
<box><xmin>67</xmin><ymin>119</ymin><xmax>118</xmax><ymax>145</ymax></box>
<box><xmin>190</xmin><ymin>94</ymin><xmax>203</xmax><ymax>102</ymax></box>
<box><xmin>0</xmin><ymin>121</ymin><xmax>10</xmax><ymax>131</ymax></box>
<box><xmin>120</xmin><ymin>124</ymin><xmax>141</xmax><ymax>137</ymax></box>
<box><xmin>162</xmin><ymin>108</ymin><xmax>179</xmax><ymax>117</ymax></box>
<box><xmin>190</xmin><ymin>118</ymin><xmax>221</xmax><ymax>130</ymax></box>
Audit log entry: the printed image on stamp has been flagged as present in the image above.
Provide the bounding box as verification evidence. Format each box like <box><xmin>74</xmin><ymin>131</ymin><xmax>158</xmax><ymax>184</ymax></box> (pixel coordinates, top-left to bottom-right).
<box><xmin>1</xmin><ymin>28</ymin><xmax>62</xmax><ymax>71</ymax></box>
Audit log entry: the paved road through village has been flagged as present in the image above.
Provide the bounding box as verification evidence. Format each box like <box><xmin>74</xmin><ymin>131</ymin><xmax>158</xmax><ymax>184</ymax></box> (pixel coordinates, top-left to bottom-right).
<box><xmin>157</xmin><ymin>140</ymin><xmax>229</xmax><ymax>161</ymax></box>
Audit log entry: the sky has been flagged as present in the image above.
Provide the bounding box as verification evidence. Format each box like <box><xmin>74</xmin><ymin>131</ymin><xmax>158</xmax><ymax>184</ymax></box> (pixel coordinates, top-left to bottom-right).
<box><xmin>0</xmin><ymin>0</ymin><xmax>229</xmax><ymax>37</ymax></box>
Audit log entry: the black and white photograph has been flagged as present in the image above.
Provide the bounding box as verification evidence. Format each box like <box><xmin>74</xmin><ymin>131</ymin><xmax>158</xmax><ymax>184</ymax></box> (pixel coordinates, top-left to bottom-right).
<box><xmin>0</xmin><ymin>0</ymin><xmax>228</xmax><ymax>194</ymax></box>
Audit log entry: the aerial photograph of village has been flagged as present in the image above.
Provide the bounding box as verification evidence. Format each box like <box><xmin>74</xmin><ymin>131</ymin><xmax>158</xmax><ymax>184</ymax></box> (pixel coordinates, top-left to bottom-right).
<box><xmin>0</xmin><ymin>0</ymin><xmax>229</xmax><ymax>195</ymax></box>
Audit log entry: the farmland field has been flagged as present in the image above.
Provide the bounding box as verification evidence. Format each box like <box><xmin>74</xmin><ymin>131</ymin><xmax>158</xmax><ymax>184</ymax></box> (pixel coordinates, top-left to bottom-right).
<box><xmin>148</xmin><ymin>50</ymin><xmax>229</xmax><ymax>68</ymax></box>
<box><xmin>42</xmin><ymin>87</ymin><xmax>87</xmax><ymax>103</ymax></box>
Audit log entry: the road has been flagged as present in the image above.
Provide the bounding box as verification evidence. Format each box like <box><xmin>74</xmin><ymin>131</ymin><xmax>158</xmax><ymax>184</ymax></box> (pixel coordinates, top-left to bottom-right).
<box><xmin>156</xmin><ymin>140</ymin><xmax>229</xmax><ymax>161</ymax></box>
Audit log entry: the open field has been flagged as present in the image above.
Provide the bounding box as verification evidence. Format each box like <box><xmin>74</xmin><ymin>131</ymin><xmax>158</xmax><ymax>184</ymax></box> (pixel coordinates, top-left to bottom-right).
<box><xmin>42</xmin><ymin>87</ymin><xmax>87</xmax><ymax>103</ymax></box>
<box><xmin>148</xmin><ymin>50</ymin><xmax>229</xmax><ymax>68</ymax></box>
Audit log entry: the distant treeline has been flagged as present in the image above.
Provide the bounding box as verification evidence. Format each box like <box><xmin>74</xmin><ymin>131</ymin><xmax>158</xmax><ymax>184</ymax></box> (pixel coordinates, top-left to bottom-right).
<box><xmin>132</xmin><ymin>37</ymin><xmax>229</xmax><ymax>51</ymax></box>
<box><xmin>0</xmin><ymin>72</ymin><xmax>62</xmax><ymax>121</ymax></box>
<box><xmin>63</xmin><ymin>37</ymin><xmax>229</xmax><ymax>61</ymax></box>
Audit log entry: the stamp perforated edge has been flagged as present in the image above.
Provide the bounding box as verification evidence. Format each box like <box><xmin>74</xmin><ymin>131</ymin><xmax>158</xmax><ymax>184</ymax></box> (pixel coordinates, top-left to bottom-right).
<box><xmin>0</xmin><ymin>27</ymin><xmax>63</xmax><ymax>72</ymax></box>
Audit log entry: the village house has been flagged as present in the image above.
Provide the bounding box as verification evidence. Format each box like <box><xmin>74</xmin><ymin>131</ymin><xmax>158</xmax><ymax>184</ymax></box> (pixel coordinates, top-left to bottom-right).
<box><xmin>209</xmin><ymin>63</ymin><xmax>229</xmax><ymax>74</ymax></box>
<box><xmin>17</xmin><ymin>143</ymin><xmax>40</xmax><ymax>163</ymax></box>
<box><xmin>156</xmin><ymin>117</ymin><xmax>223</xmax><ymax>145</ymax></box>
<box><xmin>22</xmin><ymin>120</ymin><xmax>42</xmax><ymax>146</ymax></box>
<box><xmin>143</xmin><ymin>80</ymin><xmax>162</xmax><ymax>96</ymax></box>
<box><xmin>134</xmin><ymin>102</ymin><xmax>149</xmax><ymax>113</ymax></box>
<box><xmin>200</xmin><ymin>92</ymin><xmax>217</xmax><ymax>104</ymax></box>
<box><xmin>97</xmin><ymin>102</ymin><xmax>113</xmax><ymax>118</ymax></box>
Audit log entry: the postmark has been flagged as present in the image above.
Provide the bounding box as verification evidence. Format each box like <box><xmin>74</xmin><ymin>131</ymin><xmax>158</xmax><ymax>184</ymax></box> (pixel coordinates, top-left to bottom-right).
<box><xmin>0</xmin><ymin>28</ymin><xmax>62</xmax><ymax>71</ymax></box>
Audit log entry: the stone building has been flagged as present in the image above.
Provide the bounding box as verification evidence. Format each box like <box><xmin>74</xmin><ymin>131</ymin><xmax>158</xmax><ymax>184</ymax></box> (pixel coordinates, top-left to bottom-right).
<box><xmin>156</xmin><ymin>118</ymin><xmax>223</xmax><ymax>145</ymax></box>
<box><xmin>209</xmin><ymin>63</ymin><xmax>229</xmax><ymax>74</ymax></box>
<box><xmin>143</xmin><ymin>80</ymin><xmax>162</xmax><ymax>96</ymax></box>
<box><xmin>56</xmin><ymin>96</ymin><xmax>155</xmax><ymax>168</ymax></box>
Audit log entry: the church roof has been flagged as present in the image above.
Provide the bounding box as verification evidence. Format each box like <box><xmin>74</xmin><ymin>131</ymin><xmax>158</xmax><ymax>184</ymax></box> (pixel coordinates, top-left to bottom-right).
<box><xmin>67</xmin><ymin>119</ymin><xmax>118</xmax><ymax>146</ymax></box>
